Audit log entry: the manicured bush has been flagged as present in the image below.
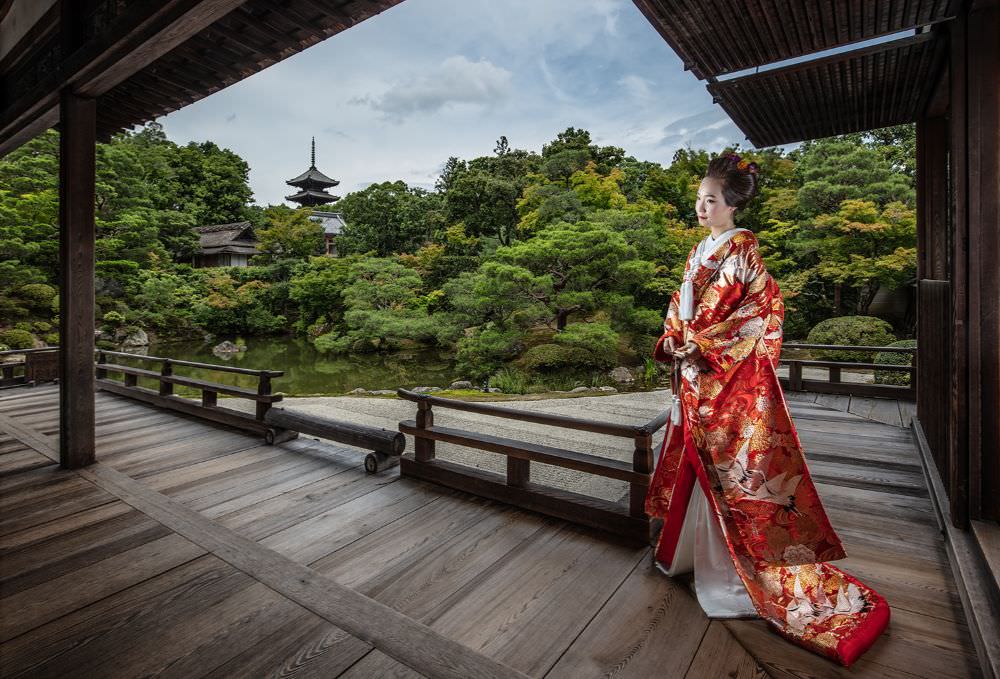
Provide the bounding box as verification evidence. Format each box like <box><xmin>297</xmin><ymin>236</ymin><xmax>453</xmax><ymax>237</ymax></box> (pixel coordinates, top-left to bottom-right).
<box><xmin>552</xmin><ymin>322</ymin><xmax>619</xmax><ymax>367</ymax></box>
<box><xmin>32</xmin><ymin>321</ymin><xmax>51</xmax><ymax>333</ymax></box>
<box><xmin>805</xmin><ymin>316</ymin><xmax>896</xmax><ymax>362</ymax></box>
<box><xmin>0</xmin><ymin>329</ymin><xmax>35</xmax><ymax>350</ymax></box>
<box><xmin>17</xmin><ymin>283</ymin><xmax>56</xmax><ymax>310</ymax></box>
<box><xmin>874</xmin><ymin>339</ymin><xmax>917</xmax><ymax>386</ymax></box>
<box><xmin>454</xmin><ymin>327</ymin><xmax>524</xmax><ymax>382</ymax></box>
<box><xmin>44</xmin><ymin>333</ymin><xmax>60</xmax><ymax>346</ymax></box>
<box><xmin>520</xmin><ymin>343</ymin><xmax>585</xmax><ymax>372</ymax></box>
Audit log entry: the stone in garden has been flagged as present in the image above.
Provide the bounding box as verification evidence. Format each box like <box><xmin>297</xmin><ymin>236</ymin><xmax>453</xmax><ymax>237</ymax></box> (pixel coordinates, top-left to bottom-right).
<box><xmin>599</xmin><ymin>386</ymin><xmax>617</xmax><ymax>392</ymax></box>
<box><xmin>609</xmin><ymin>366</ymin><xmax>634</xmax><ymax>384</ymax></box>
<box><xmin>213</xmin><ymin>340</ymin><xmax>240</xmax><ymax>353</ymax></box>
<box><xmin>349</xmin><ymin>387</ymin><xmax>367</xmax><ymax>394</ymax></box>
<box><xmin>412</xmin><ymin>386</ymin><xmax>441</xmax><ymax>393</ymax></box>
<box><xmin>570</xmin><ymin>386</ymin><xmax>591</xmax><ymax>393</ymax></box>
<box><xmin>449</xmin><ymin>380</ymin><xmax>474</xmax><ymax>390</ymax></box>
<box><xmin>121</xmin><ymin>329</ymin><xmax>149</xmax><ymax>347</ymax></box>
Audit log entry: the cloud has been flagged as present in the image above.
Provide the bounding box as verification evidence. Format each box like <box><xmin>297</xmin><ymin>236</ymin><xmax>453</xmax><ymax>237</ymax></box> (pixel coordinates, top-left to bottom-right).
<box><xmin>656</xmin><ymin>108</ymin><xmax>746</xmax><ymax>151</ymax></box>
<box><xmin>618</xmin><ymin>74</ymin><xmax>652</xmax><ymax>100</ymax></box>
<box><xmin>352</xmin><ymin>55</ymin><xmax>513</xmax><ymax>122</ymax></box>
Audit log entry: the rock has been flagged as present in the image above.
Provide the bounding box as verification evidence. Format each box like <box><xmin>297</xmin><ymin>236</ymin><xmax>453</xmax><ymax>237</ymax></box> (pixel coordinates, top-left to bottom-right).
<box><xmin>121</xmin><ymin>329</ymin><xmax>148</xmax><ymax>348</ymax></box>
<box><xmin>609</xmin><ymin>366</ymin><xmax>635</xmax><ymax>384</ymax></box>
<box><xmin>598</xmin><ymin>386</ymin><xmax>618</xmax><ymax>393</ymax></box>
<box><xmin>370</xmin><ymin>389</ymin><xmax>396</xmax><ymax>395</ymax></box>
<box><xmin>487</xmin><ymin>387</ymin><xmax>502</xmax><ymax>393</ymax></box>
<box><xmin>349</xmin><ymin>387</ymin><xmax>367</xmax><ymax>394</ymax></box>
<box><xmin>213</xmin><ymin>340</ymin><xmax>240</xmax><ymax>354</ymax></box>
<box><xmin>448</xmin><ymin>380</ymin><xmax>474</xmax><ymax>390</ymax></box>
<box><xmin>570</xmin><ymin>386</ymin><xmax>591</xmax><ymax>393</ymax></box>
<box><xmin>412</xmin><ymin>386</ymin><xmax>441</xmax><ymax>393</ymax></box>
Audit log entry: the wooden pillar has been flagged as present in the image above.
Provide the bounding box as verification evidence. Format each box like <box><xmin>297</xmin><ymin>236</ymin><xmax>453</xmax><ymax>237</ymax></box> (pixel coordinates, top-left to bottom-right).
<box><xmin>58</xmin><ymin>90</ymin><xmax>97</xmax><ymax>469</ymax></box>
<box><xmin>947</xmin><ymin>0</ymin><xmax>1000</xmax><ymax>525</ymax></box>
<box><xmin>966</xmin><ymin>0</ymin><xmax>1000</xmax><ymax>522</ymax></box>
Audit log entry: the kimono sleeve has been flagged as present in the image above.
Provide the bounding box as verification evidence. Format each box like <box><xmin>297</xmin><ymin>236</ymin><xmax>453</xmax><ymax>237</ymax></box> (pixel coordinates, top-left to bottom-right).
<box><xmin>690</xmin><ymin>245</ymin><xmax>773</xmax><ymax>375</ymax></box>
<box><xmin>653</xmin><ymin>244</ymin><xmax>697</xmax><ymax>363</ymax></box>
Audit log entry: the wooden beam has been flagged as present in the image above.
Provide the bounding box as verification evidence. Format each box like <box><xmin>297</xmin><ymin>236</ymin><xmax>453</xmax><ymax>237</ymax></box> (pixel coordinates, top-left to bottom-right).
<box><xmin>57</xmin><ymin>89</ymin><xmax>96</xmax><ymax>469</ymax></box>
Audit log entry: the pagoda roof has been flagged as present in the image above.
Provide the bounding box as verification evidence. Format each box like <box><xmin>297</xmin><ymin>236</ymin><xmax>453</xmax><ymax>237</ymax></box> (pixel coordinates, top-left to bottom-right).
<box><xmin>285</xmin><ymin>188</ymin><xmax>340</xmax><ymax>206</ymax></box>
<box><xmin>286</xmin><ymin>165</ymin><xmax>340</xmax><ymax>188</ymax></box>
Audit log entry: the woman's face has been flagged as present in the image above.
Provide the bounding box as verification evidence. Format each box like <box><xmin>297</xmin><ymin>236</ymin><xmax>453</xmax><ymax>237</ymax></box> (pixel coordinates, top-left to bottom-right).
<box><xmin>696</xmin><ymin>177</ymin><xmax>736</xmax><ymax>228</ymax></box>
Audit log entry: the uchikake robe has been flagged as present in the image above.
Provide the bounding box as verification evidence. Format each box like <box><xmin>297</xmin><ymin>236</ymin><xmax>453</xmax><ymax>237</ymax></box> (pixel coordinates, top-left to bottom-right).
<box><xmin>645</xmin><ymin>229</ymin><xmax>890</xmax><ymax>666</ymax></box>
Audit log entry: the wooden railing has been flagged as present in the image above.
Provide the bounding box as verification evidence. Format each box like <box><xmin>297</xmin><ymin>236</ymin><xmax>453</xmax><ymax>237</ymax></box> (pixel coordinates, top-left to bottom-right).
<box><xmin>0</xmin><ymin>347</ymin><xmax>59</xmax><ymax>388</ymax></box>
<box><xmin>396</xmin><ymin>388</ymin><xmax>670</xmax><ymax>545</ymax></box>
<box><xmin>779</xmin><ymin>342</ymin><xmax>916</xmax><ymax>400</ymax></box>
<box><xmin>95</xmin><ymin>349</ymin><xmax>293</xmax><ymax>443</ymax></box>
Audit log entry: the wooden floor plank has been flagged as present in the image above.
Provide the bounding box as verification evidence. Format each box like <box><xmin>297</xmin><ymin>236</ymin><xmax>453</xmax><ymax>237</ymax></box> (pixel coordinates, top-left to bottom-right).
<box><xmin>684</xmin><ymin>621</ymin><xmax>767</xmax><ymax>678</ymax></box>
<box><xmin>544</xmin><ymin>557</ymin><xmax>711</xmax><ymax>679</ymax></box>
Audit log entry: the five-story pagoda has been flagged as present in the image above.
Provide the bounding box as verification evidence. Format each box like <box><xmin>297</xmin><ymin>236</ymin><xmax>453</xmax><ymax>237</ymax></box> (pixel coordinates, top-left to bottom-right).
<box><xmin>285</xmin><ymin>137</ymin><xmax>340</xmax><ymax>207</ymax></box>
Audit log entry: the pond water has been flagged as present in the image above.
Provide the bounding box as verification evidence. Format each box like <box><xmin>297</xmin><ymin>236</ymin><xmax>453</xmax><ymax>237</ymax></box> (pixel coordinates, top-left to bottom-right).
<box><xmin>146</xmin><ymin>337</ymin><xmax>467</xmax><ymax>396</ymax></box>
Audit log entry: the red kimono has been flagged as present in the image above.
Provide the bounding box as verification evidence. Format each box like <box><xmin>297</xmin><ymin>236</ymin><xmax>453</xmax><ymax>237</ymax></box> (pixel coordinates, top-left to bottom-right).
<box><xmin>646</xmin><ymin>229</ymin><xmax>890</xmax><ymax>666</ymax></box>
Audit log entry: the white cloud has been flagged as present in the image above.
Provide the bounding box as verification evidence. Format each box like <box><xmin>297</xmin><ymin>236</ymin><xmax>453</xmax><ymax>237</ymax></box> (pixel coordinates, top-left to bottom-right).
<box><xmin>352</xmin><ymin>55</ymin><xmax>513</xmax><ymax>122</ymax></box>
<box><xmin>618</xmin><ymin>74</ymin><xmax>652</xmax><ymax>100</ymax></box>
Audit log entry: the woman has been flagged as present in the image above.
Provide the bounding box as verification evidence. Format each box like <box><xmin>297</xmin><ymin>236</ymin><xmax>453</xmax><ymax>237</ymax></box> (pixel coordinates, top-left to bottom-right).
<box><xmin>646</xmin><ymin>153</ymin><xmax>889</xmax><ymax>666</ymax></box>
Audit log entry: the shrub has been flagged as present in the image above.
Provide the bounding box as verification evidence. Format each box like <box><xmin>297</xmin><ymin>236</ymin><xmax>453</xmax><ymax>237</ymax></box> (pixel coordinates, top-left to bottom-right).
<box><xmin>103</xmin><ymin>311</ymin><xmax>126</xmax><ymax>327</ymax></box>
<box><xmin>0</xmin><ymin>329</ymin><xmax>35</xmax><ymax>350</ymax></box>
<box><xmin>521</xmin><ymin>343</ymin><xmax>586</xmax><ymax>372</ymax></box>
<box><xmin>874</xmin><ymin>339</ymin><xmax>917</xmax><ymax>386</ymax></box>
<box><xmin>15</xmin><ymin>322</ymin><xmax>31</xmax><ymax>332</ymax></box>
<box><xmin>32</xmin><ymin>321</ymin><xmax>52</xmax><ymax>333</ymax></box>
<box><xmin>314</xmin><ymin>332</ymin><xmax>353</xmax><ymax>354</ymax></box>
<box><xmin>44</xmin><ymin>332</ymin><xmax>60</xmax><ymax>346</ymax></box>
<box><xmin>806</xmin><ymin>316</ymin><xmax>896</xmax><ymax>362</ymax></box>
<box><xmin>454</xmin><ymin>327</ymin><xmax>524</xmax><ymax>382</ymax></box>
<box><xmin>18</xmin><ymin>283</ymin><xmax>56</xmax><ymax>310</ymax></box>
<box><xmin>552</xmin><ymin>322</ymin><xmax>619</xmax><ymax>367</ymax></box>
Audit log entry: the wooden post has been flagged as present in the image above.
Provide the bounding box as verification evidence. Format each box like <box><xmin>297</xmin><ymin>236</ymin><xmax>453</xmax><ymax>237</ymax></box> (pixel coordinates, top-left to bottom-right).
<box><xmin>630</xmin><ymin>433</ymin><xmax>653</xmax><ymax>518</ymax></box>
<box><xmin>829</xmin><ymin>366</ymin><xmax>841</xmax><ymax>384</ymax></box>
<box><xmin>507</xmin><ymin>458</ymin><xmax>530</xmax><ymax>487</ymax></box>
<box><xmin>159</xmin><ymin>359</ymin><xmax>173</xmax><ymax>396</ymax></box>
<box><xmin>58</xmin><ymin>89</ymin><xmax>96</xmax><ymax>469</ymax></box>
<box><xmin>202</xmin><ymin>390</ymin><xmax>217</xmax><ymax>408</ymax></box>
<box><xmin>123</xmin><ymin>372</ymin><xmax>138</xmax><ymax>387</ymax></box>
<box><xmin>95</xmin><ymin>351</ymin><xmax>107</xmax><ymax>379</ymax></box>
<box><xmin>415</xmin><ymin>401</ymin><xmax>435</xmax><ymax>461</ymax></box>
<box><xmin>256</xmin><ymin>373</ymin><xmax>271</xmax><ymax>420</ymax></box>
<box><xmin>789</xmin><ymin>361</ymin><xmax>803</xmax><ymax>391</ymax></box>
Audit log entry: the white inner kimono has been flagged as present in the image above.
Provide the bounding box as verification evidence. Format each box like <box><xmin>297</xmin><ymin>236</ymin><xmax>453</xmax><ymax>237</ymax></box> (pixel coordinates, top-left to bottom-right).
<box><xmin>655</xmin><ymin>488</ymin><xmax>758</xmax><ymax>618</ymax></box>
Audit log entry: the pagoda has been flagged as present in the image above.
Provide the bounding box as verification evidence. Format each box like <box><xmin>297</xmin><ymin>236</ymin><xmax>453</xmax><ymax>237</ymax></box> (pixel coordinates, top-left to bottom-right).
<box><xmin>285</xmin><ymin>137</ymin><xmax>340</xmax><ymax>207</ymax></box>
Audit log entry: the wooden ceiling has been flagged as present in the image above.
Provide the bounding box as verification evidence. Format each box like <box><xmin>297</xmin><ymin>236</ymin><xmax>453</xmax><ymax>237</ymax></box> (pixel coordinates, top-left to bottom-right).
<box><xmin>631</xmin><ymin>0</ymin><xmax>955</xmax><ymax>80</ymax></box>
<box><xmin>706</xmin><ymin>32</ymin><xmax>947</xmax><ymax>147</ymax></box>
<box><xmin>0</xmin><ymin>0</ymin><xmax>402</xmax><ymax>152</ymax></box>
<box><xmin>630</xmin><ymin>0</ymin><xmax>955</xmax><ymax>147</ymax></box>
<box><xmin>96</xmin><ymin>0</ymin><xmax>402</xmax><ymax>139</ymax></box>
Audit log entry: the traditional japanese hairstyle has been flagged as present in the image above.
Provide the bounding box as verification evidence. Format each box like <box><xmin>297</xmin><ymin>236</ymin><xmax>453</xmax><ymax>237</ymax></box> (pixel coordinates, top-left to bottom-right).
<box><xmin>705</xmin><ymin>152</ymin><xmax>760</xmax><ymax>211</ymax></box>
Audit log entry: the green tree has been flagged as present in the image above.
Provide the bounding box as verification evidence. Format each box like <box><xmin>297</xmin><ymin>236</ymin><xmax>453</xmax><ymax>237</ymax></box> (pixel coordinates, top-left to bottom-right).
<box><xmin>254</xmin><ymin>206</ymin><xmax>324</xmax><ymax>262</ymax></box>
<box><xmin>336</xmin><ymin>181</ymin><xmax>441</xmax><ymax>256</ymax></box>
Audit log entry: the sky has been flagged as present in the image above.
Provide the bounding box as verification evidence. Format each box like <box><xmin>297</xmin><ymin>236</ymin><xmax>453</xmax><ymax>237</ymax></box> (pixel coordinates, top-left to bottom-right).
<box><xmin>158</xmin><ymin>0</ymin><xmax>758</xmax><ymax>207</ymax></box>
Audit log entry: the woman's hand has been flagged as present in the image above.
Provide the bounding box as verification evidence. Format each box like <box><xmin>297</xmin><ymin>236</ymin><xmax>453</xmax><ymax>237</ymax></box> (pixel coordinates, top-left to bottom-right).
<box><xmin>672</xmin><ymin>341</ymin><xmax>701</xmax><ymax>362</ymax></box>
<box><xmin>664</xmin><ymin>336</ymin><xmax>678</xmax><ymax>357</ymax></box>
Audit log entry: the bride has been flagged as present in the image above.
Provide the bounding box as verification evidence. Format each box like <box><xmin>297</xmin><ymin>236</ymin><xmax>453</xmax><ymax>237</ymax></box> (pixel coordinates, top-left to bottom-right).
<box><xmin>646</xmin><ymin>153</ymin><xmax>890</xmax><ymax>666</ymax></box>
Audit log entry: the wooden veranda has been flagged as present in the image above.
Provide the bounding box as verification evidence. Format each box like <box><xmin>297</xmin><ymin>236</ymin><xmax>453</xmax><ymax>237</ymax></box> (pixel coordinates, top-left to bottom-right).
<box><xmin>1</xmin><ymin>0</ymin><xmax>998</xmax><ymax>677</ymax></box>
<box><xmin>0</xmin><ymin>385</ymin><xmax>982</xmax><ymax>678</ymax></box>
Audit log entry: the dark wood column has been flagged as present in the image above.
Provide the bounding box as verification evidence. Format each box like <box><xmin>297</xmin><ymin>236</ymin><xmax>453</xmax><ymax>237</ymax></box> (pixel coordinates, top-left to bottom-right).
<box><xmin>948</xmin><ymin>0</ymin><xmax>1000</xmax><ymax>525</ymax></box>
<box><xmin>58</xmin><ymin>90</ymin><xmax>97</xmax><ymax>469</ymax></box>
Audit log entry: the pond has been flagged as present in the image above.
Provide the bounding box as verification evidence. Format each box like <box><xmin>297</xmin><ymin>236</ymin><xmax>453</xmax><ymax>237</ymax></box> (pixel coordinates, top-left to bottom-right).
<box><xmin>146</xmin><ymin>337</ymin><xmax>468</xmax><ymax>396</ymax></box>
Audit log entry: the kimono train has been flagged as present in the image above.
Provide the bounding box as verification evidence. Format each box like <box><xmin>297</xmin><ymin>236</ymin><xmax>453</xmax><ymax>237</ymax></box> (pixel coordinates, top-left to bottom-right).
<box><xmin>646</xmin><ymin>228</ymin><xmax>890</xmax><ymax>666</ymax></box>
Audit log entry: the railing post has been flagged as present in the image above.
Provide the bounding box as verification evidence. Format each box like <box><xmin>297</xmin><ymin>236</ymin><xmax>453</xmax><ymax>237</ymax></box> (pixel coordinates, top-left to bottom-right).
<box><xmin>789</xmin><ymin>361</ymin><xmax>803</xmax><ymax>391</ymax></box>
<box><xmin>630</xmin><ymin>432</ymin><xmax>653</xmax><ymax>518</ymax></box>
<box><xmin>507</xmin><ymin>457</ymin><xmax>530</xmax><ymax>487</ymax></box>
<box><xmin>828</xmin><ymin>365</ymin><xmax>841</xmax><ymax>384</ymax></box>
<box><xmin>159</xmin><ymin>359</ymin><xmax>173</xmax><ymax>396</ymax></box>
<box><xmin>123</xmin><ymin>369</ymin><xmax>137</xmax><ymax>387</ymax></box>
<box><xmin>2</xmin><ymin>364</ymin><xmax>15</xmax><ymax>386</ymax></box>
<box><xmin>909</xmin><ymin>350</ymin><xmax>918</xmax><ymax>400</ymax></box>
<box><xmin>95</xmin><ymin>351</ymin><xmax>107</xmax><ymax>379</ymax></box>
<box><xmin>415</xmin><ymin>401</ymin><xmax>435</xmax><ymax>461</ymax></box>
<box><xmin>202</xmin><ymin>390</ymin><xmax>217</xmax><ymax>407</ymax></box>
<box><xmin>256</xmin><ymin>373</ymin><xmax>272</xmax><ymax>421</ymax></box>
